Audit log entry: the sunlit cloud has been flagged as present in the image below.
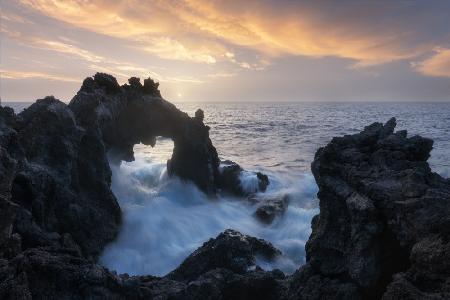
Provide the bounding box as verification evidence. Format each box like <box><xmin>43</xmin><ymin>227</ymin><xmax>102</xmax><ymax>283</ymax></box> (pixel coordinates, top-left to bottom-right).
<box><xmin>18</xmin><ymin>0</ymin><xmax>226</xmax><ymax>65</ymax></box>
<box><xmin>140</xmin><ymin>37</ymin><xmax>217</xmax><ymax>64</ymax></box>
<box><xmin>88</xmin><ymin>64</ymin><xmax>203</xmax><ymax>84</ymax></box>
<box><xmin>1</xmin><ymin>0</ymin><xmax>449</xmax><ymax>102</ymax></box>
<box><xmin>18</xmin><ymin>0</ymin><xmax>443</xmax><ymax>68</ymax></box>
<box><xmin>33</xmin><ymin>39</ymin><xmax>104</xmax><ymax>62</ymax></box>
<box><xmin>1</xmin><ymin>28</ymin><xmax>104</xmax><ymax>62</ymax></box>
<box><xmin>413</xmin><ymin>48</ymin><xmax>450</xmax><ymax>77</ymax></box>
<box><xmin>207</xmin><ymin>72</ymin><xmax>237</xmax><ymax>79</ymax></box>
<box><xmin>0</xmin><ymin>11</ymin><xmax>33</xmax><ymax>24</ymax></box>
<box><xmin>1</xmin><ymin>69</ymin><xmax>79</xmax><ymax>82</ymax></box>
<box><xmin>1</xmin><ymin>24</ymin><xmax>205</xmax><ymax>84</ymax></box>
<box><xmin>164</xmin><ymin>76</ymin><xmax>204</xmax><ymax>84</ymax></box>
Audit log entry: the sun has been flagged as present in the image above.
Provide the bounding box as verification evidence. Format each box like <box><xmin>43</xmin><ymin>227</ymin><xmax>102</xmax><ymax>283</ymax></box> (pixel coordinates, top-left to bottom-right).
<box><xmin>177</xmin><ymin>92</ymin><xmax>182</xmax><ymax>98</ymax></box>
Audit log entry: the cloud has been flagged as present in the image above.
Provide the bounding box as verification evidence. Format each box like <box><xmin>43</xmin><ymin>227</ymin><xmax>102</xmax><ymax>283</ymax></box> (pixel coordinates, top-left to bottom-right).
<box><xmin>1</xmin><ymin>24</ymin><xmax>204</xmax><ymax>84</ymax></box>
<box><xmin>18</xmin><ymin>0</ymin><xmax>448</xmax><ymax>68</ymax></box>
<box><xmin>32</xmin><ymin>39</ymin><xmax>104</xmax><ymax>62</ymax></box>
<box><xmin>1</xmin><ymin>28</ymin><xmax>104</xmax><ymax>62</ymax></box>
<box><xmin>18</xmin><ymin>0</ymin><xmax>225</xmax><ymax>65</ymax></box>
<box><xmin>140</xmin><ymin>37</ymin><xmax>217</xmax><ymax>64</ymax></box>
<box><xmin>1</xmin><ymin>69</ymin><xmax>79</xmax><ymax>82</ymax></box>
<box><xmin>207</xmin><ymin>72</ymin><xmax>237</xmax><ymax>79</ymax></box>
<box><xmin>413</xmin><ymin>48</ymin><xmax>450</xmax><ymax>77</ymax></box>
<box><xmin>88</xmin><ymin>64</ymin><xmax>203</xmax><ymax>84</ymax></box>
<box><xmin>0</xmin><ymin>11</ymin><xmax>33</xmax><ymax>24</ymax></box>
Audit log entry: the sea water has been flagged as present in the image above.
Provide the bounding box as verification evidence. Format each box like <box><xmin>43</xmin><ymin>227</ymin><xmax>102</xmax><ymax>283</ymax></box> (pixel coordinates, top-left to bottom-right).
<box><xmin>6</xmin><ymin>101</ymin><xmax>450</xmax><ymax>276</ymax></box>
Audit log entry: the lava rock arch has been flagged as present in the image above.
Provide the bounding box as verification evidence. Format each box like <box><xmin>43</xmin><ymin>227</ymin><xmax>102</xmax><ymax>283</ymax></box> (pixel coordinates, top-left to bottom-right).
<box><xmin>69</xmin><ymin>73</ymin><xmax>221</xmax><ymax>195</ymax></box>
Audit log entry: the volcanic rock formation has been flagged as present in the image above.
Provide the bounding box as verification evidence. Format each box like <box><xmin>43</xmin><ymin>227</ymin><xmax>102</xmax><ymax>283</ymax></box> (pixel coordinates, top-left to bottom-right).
<box><xmin>69</xmin><ymin>73</ymin><xmax>221</xmax><ymax>195</ymax></box>
<box><xmin>218</xmin><ymin>160</ymin><xmax>269</xmax><ymax>197</ymax></box>
<box><xmin>0</xmin><ymin>74</ymin><xmax>448</xmax><ymax>299</ymax></box>
<box><xmin>292</xmin><ymin>117</ymin><xmax>450</xmax><ymax>299</ymax></box>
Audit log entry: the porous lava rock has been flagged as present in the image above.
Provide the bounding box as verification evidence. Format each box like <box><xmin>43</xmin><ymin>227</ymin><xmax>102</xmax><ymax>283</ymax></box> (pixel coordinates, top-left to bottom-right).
<box><xmin>254</xmin><ymin>195</ymin><xmax>289</xmax><ymax>224</ymax></box>
<box><xmin>168</xmin><ymin>229</ymin><xmax>282</xmax><ymax>282</ymax></box>
<box><xmin>296</xmin><ymin>117</ymin><xmax>450</xmax><ymax>299</ymax></box>
<box><xmin>1</xmin><ymin>73</ymin><xmax>449</xmax><ymax>300</ymax></box>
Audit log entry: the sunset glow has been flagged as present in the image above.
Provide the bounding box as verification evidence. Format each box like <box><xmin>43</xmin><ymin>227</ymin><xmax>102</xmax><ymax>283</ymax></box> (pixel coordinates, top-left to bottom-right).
<box><xmin>1</xmin><ymin>0</ymin><xmax>450</xmax><ymax>101</ymax></box>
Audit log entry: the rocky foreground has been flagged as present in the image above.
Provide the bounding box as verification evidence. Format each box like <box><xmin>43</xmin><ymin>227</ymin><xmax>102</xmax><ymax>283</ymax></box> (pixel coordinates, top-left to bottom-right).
<box><xmin>1</xmin><ymin>74</ymin><xmax>449</xmax><ymax>299</ymax></box>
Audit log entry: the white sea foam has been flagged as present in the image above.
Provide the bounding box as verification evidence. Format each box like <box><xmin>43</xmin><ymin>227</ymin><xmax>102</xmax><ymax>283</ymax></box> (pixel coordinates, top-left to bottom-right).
<box><xmin>97</xmin><ymin>102</ymin><xmax>450</xmax><ymax>278</ymax></box>
<box><xmin>100</xmin><ymin>153</ymin><xmax>318</xmax><ymax>276</ymax></box>
<box><xmin>239</xmin><ymin>170</ymin><xmax>261</xmax><ymax>194</ymax></box>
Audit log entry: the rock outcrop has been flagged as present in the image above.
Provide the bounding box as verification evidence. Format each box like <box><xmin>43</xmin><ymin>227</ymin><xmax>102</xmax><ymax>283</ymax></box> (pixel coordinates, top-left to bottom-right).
<box><xmin>0</xmin><ymin>72</ymin><xmax>449</xmax><ymax>300</ymax></box>
<box><xmin>69</xmin><ymin>73</ymin><xmax>220</xmax><ymax>195</ymax></box>
<box><xmin>254</xmin><ymin>195</ymin><xmax>289</xmax><ymax>224</ymax></box>
<box><xmin>10</xmin><ymin>97</ymin><xmax>121</xmax><ymax>259</ymax></box>
<box><xmin>218</xmin><ymin>160</ymin><xmax>269</xmax><ymax>197</ymax></box>
<box><xmin>292</xmin><ymin>117</ymin><xmax>450</xmax><ymax>299</ymax></box>
<box><xmin>0</xmin><ymin>231</ymin><xmax>286</xmax><ymax>300</ymax></box>
<box><xmin>168</xmin><ymin>229</ymin><xmax>282</xmax><ymax>282</ymax></box>
<box><xmin>0</xmin><ymin>73</ymin><xmax>279</xmax><ymax>299</ymax></box>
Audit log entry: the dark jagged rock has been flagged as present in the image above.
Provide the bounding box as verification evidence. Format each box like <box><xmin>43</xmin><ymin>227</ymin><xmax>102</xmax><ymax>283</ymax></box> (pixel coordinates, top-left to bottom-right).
<box><xmin>256</xmin><ymin>172</ymin><xmax>270</xmax><ymax>191</ymax></box>
<box><xmin>1</xmin><ymin>250</ymin><xmax>288</xmax><ymax>300</ymax></box>
<box><xmin>69</xmin><ymin>73</ymin><xmax>220</xmax><ymax>195</ymax></box>
<box><xmin>0</xmin><ymin>73</ymin><xmax>281</xmax><ymax>299</ymax></box>
<box><xmin>195</xmin><ymin>108</ymin><xmax>205</xmax><ymax>122</ymax></box>
<box><xmin>296</xmin><ymin>117</ymin><xmax>450</xmax><ymax>299</ymax></box>
<box><xmin>10</xmin><ymin>97</ymin><xmax>121</xmax><ymax>259</ymax></box>
<box><xmin>218</xmin><ymin>161</ymin><xmax>243</xmax><ymax>195</ymax></box>
<box><xmin>168</xmin><ymin>229</ymin><xmax>282</xmax><ymax>282</ymax></box>
<box><xmin>143</xmin><ymin>77</ymin><xmax>161</xmax><ymax>96</ymax></box>
<box><xmin>0</xmin><ymin>198</ymin><xmax>18</xmax><ymax>246</ymax></box>
<box><xmin>1</xmin><ymin>73</ymin><xmax>449</xmax><ymax>300</ymax></box>
<box><xmin>254</xmin><ymin>195</ymin><xmax>289</xmax><ymax>224</ymax></box>
<box><xmin>218</xmin><ymin>160</ymin><xmax>270</xmax><ymax>197</ymax></box>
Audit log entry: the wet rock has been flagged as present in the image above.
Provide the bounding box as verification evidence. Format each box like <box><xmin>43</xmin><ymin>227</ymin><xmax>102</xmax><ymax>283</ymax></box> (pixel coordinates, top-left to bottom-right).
<box><xmin>1</xmin><ymin>74</ymin><xmax>449</xmax><ymax>299</ymax></box>
<box><xmin>218</xmin><ymin>161</ymin><xmax>244</xmax><ymax>195</ymax></box>
<box><xmin>382</xmin><ymin>235</ymin><xmax>450</xmax><ymax>299</ymax></box>
<box><xmin>254</xmin><ymin>195</ymin><xmax>289</xmax><ymax>224</ymax></box>
<box><xmin>287</xmin><ymin>264</ymin><xmax>360</xmax><ymax>300</ymax></box>
<box><xmin>219</xmin><ymin>160</ymin><xmax>270</xmax><ymax>197</ymax></box>
<box><xmin>10</xmin><ymin>97</ymin><xmax>121</xmax><ymax>258</ymax></box>
<box><xmin>184</xmin><ymin>268</ymin><xmax>286</xmax><ymax>300</ymax></box>
<box><xmin>70</xmin><ymin>73</ymin><xmax>220</xmax><ymax>195</ymax></box>
<box><xmin>300</xmin><ymin>117</ymin><xmax>450</xmax><ymax>299</ymax></box>
<box><xmin>256</xmin><ymin>172</ymin><xmax>269</xmax><ymax>192</ymax></box>
<box><xmin>168</xmin><ymin>229</ymin><xmax>282</xmax><ymax>282</ymax></box>
<box><xmin>0</xmin><ymin>242</ymin><xmax>285</xmax><ymax>300</ymax></box>
<box><xmin>0</xmin><ymin>74</ymin><xmax>286</xmax><ymax>299</ymax></box>
<box><xmin>0</xmin><ymin>198</ymin><xmax>18</xmax><ymax>246</ymax></box>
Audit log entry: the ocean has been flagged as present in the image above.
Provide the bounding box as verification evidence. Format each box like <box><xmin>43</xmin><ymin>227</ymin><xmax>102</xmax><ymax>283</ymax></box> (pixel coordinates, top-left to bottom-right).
<box><xmin>6</xmin><ymin>101</ymin><xmax>450</xmax><ymax>276</ymax></box>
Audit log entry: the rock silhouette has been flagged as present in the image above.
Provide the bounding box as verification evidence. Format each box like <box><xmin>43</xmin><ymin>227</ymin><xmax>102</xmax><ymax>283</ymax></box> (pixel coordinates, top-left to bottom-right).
<box><xmin>70</xmin><ymin>73</ymin><xmax>220</xmax><ymax>195</ymax></box>
<box><xmin>0</xmin><ymin>75</ymin><xmax>449</xmax><ymax>299</ymax></box>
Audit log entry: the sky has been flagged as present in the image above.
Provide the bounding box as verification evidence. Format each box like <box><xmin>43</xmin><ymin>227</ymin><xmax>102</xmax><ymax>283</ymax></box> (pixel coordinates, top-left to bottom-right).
<box><xmin>1</xmin><ymin>0</ymin><xmax>450</xmax><ymax>102</ymax></box>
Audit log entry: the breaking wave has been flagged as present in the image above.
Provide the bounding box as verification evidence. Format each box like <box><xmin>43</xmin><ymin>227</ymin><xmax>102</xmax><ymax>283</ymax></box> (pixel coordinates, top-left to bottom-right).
<box><xmin>100</xmin><ymin>148</ymin><xmax>318</xmax><ymax>276</ymax></box>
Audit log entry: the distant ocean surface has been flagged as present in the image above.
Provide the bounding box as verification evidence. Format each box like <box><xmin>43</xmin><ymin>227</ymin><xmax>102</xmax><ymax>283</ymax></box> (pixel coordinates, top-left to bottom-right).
<box><xmin>5</xmin><ymin>101</ymin><xmax>450</xmax><ymax>276</ymax></box>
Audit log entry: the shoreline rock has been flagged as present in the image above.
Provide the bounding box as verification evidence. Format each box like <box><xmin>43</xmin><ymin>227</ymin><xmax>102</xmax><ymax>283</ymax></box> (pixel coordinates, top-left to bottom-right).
<box><xmin>218</xmin><ymin>160</ymin><xmax>270</xmax><ymax>197</ymax></box>
<box><xmin>299</xmin><ymin>117</ymin><xmax>450</xmax><ymax>299</ymax></box>
<box><xmin>168</xmin><ymin>229</ymin><xmax>282</xmax><ymax>282</ymax></box>
<box><xmin>69</xmin><ymin>73</ymin><xmax>220</xmax><ymax>195</ymax></box>
<box><xmin>254</xmin><ymin>195</ymin><xmax>289</xmax><ymax>224</ymax></box>
<box><xmin>0</xmin><ymin>74</ymin><xmax>449</xmax><ymax>299</ymax></box>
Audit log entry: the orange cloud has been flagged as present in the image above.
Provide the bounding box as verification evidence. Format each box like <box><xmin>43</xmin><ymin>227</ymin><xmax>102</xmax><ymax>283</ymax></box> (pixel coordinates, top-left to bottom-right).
<box><xmin>18</xmin><ymin>0</ymin><xmax>225</xmax><ymax>64</ymax></box>
<box><xmin>1</xmin><ymin>23</ymin><xmax>205</xmax><ymax>84</ymax></box>
<box><xmin>414</xmin><ymin>48</ymin><xmax>450</xmax><ymax>77</ymax></box>
<box><xmin>1</xmin><ymin>69</ymin><xmax>79</xmax><ymax>82</ymax></box>
<box><xmin>1</xmin><ymin>27</ymin><xmax>104</xmax><ymax>62</ymax></box>
<box><xmin>18</xmin><ymin>0</ymin><xmax>438</xmax><ymax>67</ymax></box>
